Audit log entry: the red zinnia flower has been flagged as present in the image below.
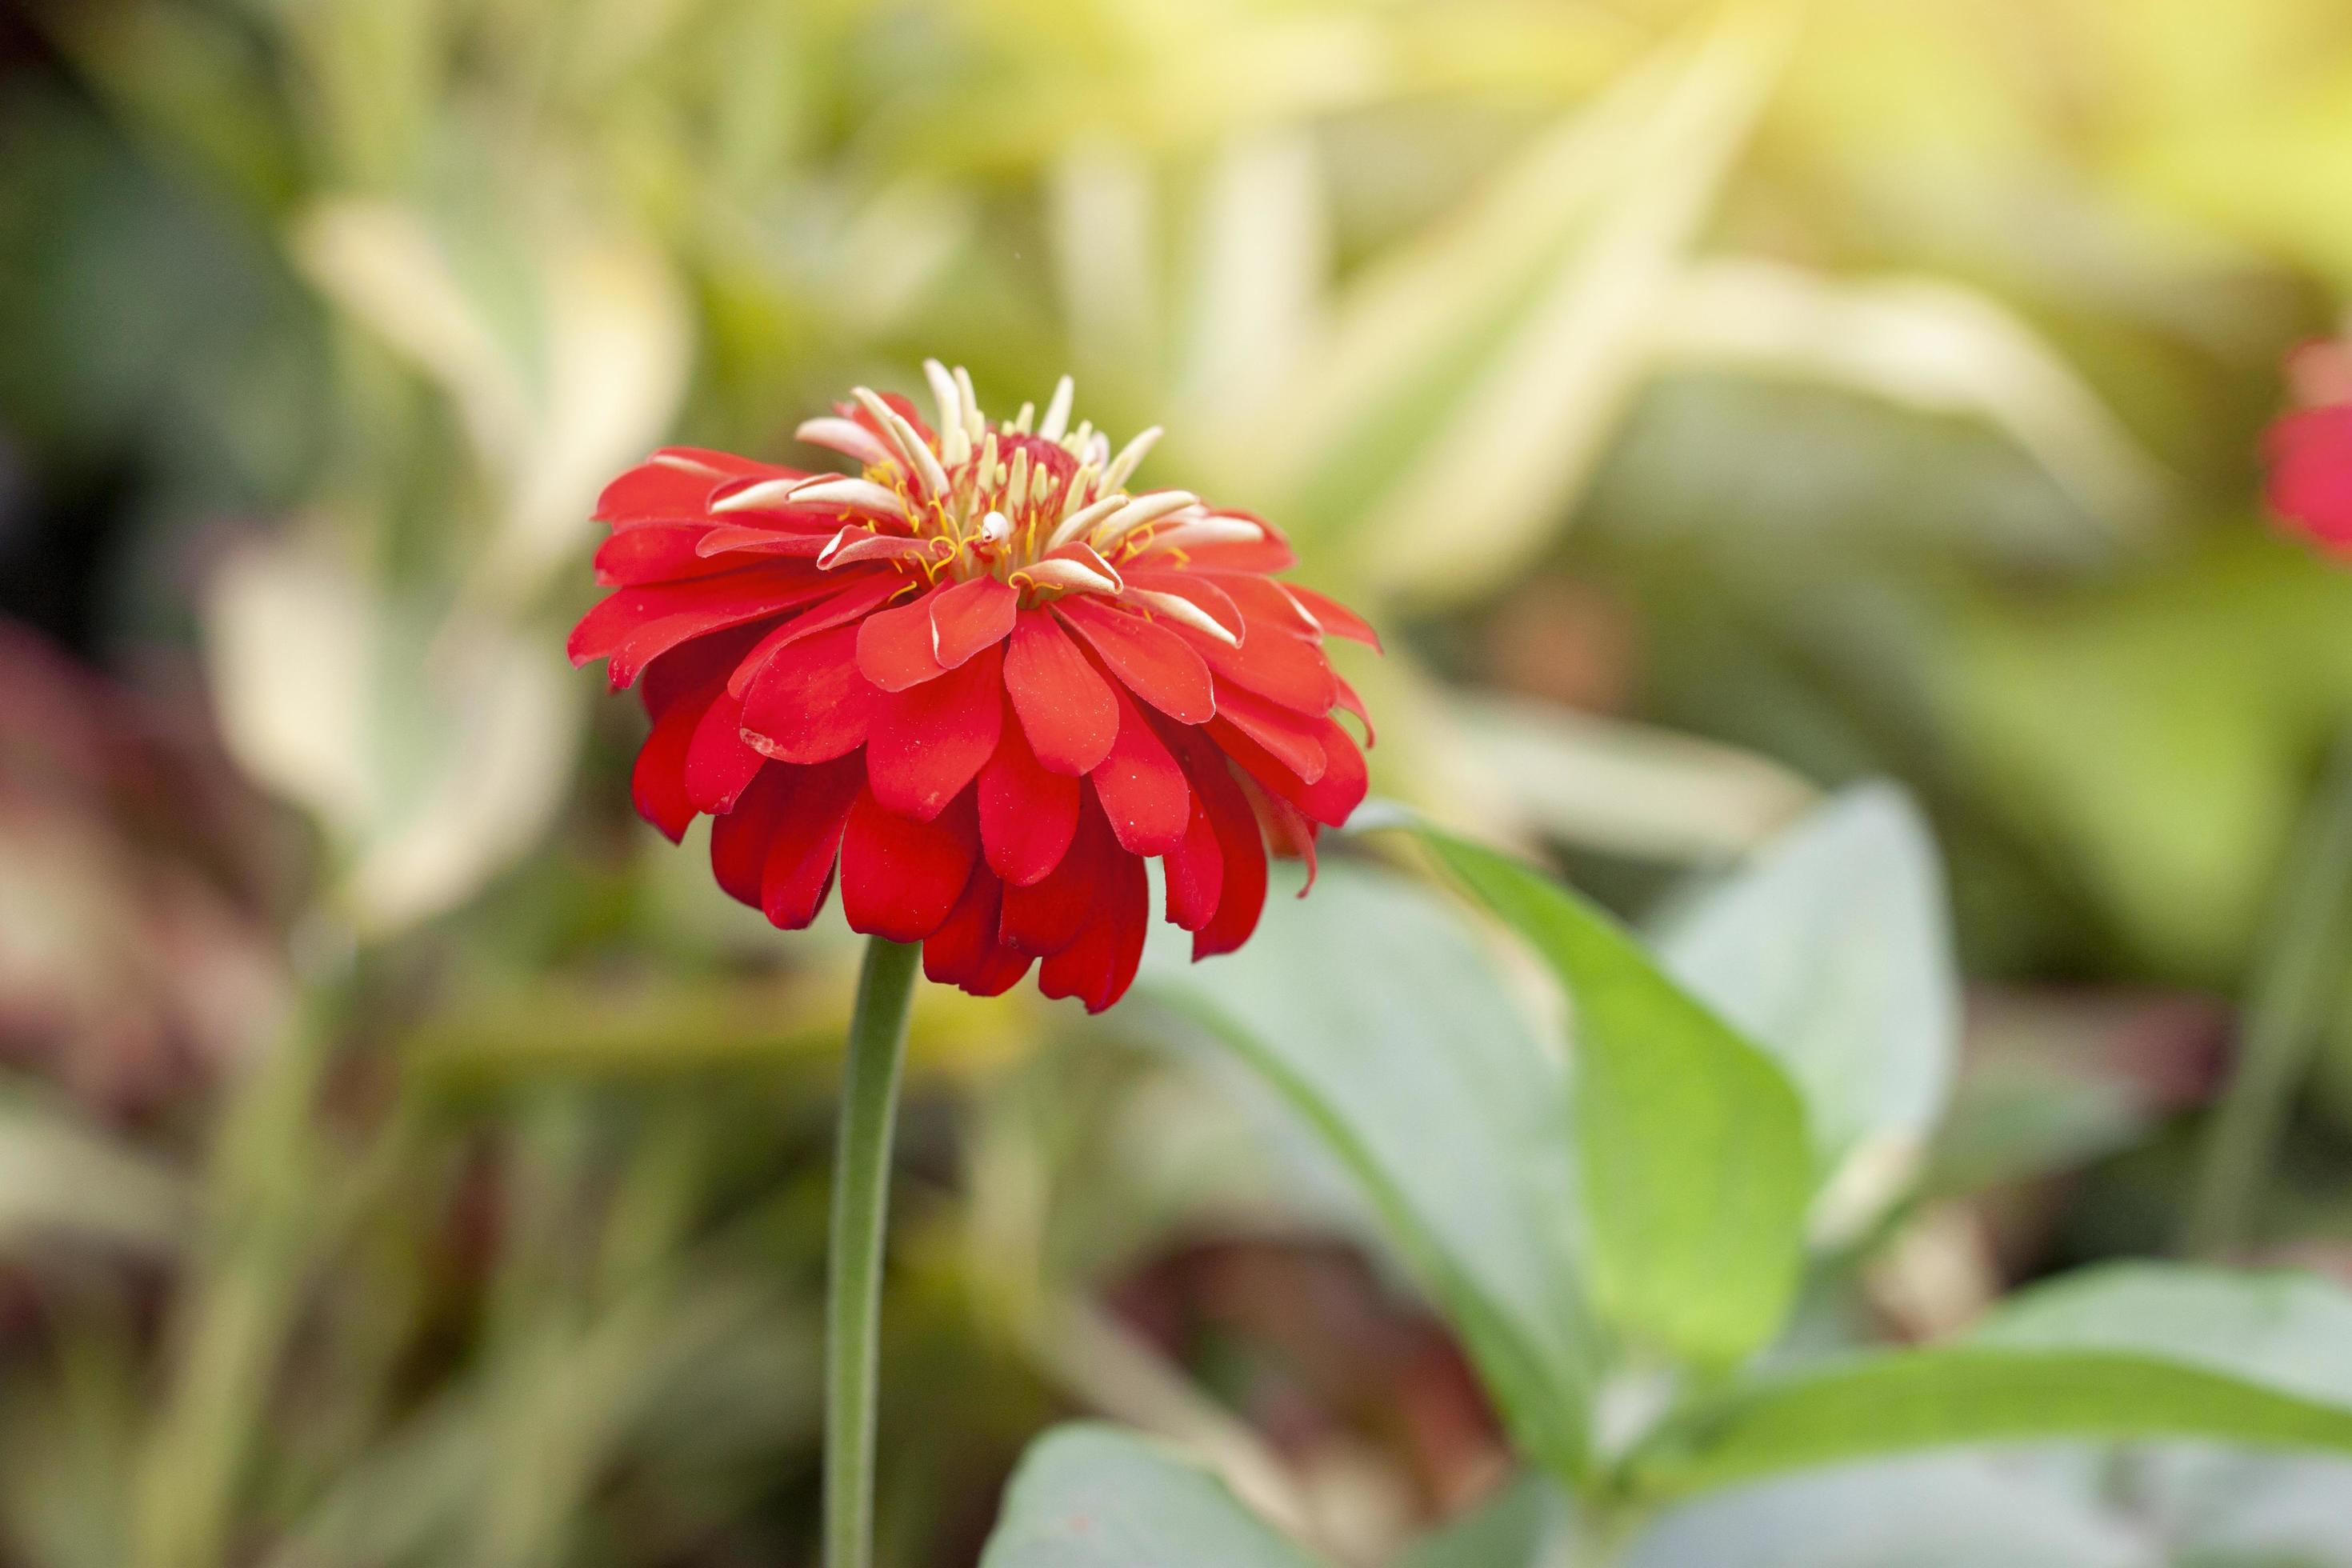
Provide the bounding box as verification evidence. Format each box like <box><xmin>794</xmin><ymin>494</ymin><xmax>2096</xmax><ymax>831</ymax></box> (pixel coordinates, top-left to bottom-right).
<box><xmin>2266</xmin><ymin>339</ymin><xmax>2352</xmax><ymax>555</ymax></box>
<box><xmin>571</xmin><ymin>364</ymin><xmax>1377</xmax><ymax>1011</ymax></box>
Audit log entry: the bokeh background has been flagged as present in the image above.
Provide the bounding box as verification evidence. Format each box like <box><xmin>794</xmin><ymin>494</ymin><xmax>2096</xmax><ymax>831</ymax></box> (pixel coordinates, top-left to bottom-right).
<box><xmin>5</xmin><ymin>0</ymin><xmax>2352</xmax><ymax>1562</ymax></box>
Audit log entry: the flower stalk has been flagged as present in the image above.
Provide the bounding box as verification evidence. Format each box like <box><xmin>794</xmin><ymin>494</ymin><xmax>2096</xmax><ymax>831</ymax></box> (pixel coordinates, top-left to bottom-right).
<box><xmin>825</xmin><ymin>937</ymin><xmax>922</xmax><ymax>1568</ymax></box>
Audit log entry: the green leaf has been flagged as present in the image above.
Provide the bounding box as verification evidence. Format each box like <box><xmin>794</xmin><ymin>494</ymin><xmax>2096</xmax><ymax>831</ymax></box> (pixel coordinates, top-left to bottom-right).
<box><xmin>1654</xmin><ymin>783</ymin><xmax>1958</xmax><ymax>1235</ymax></box>
<box><xmin>980</xmin><ymin>1424</ymin><xmax>1323</xmax><ymax>1568</ymax></box>
<box><xmin>1622</xmin><ymin>1454</ymin><xmax>2148</xmax><ymax>1568</ymax></box>
<box><xmin>1632</xmin><ymin>1265</ymin><xmax>2352</xmax><ymax>1497</ymax></box>
<box><xmin>1395</xmin><ymin>1472</ymin><xmax>1577</xmax><ymax>1568</ymax></box>
<box><xmin>1419</xmin><ymin>828</ymin><xmax>1810</xmax><ymax>1367</ymax></box>
<box><xmin>1135</xmin><ymin>862</ymin><xmax>1598</xmax><ymax>1479</ymax></box>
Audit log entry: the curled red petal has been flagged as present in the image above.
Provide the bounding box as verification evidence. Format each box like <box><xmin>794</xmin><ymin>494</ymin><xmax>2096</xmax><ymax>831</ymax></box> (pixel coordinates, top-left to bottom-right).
<box><xmin>838</xmin><ymin>785</ymin><xmax>978</xmax><ymax>942</ymax></box>
<box><xmin>1282</xmin><ymin>583</ymin><xmax>1381</xmax><ymax>650</ymax></box>
<box><xmin>1119</xmin><ymin>567</ymin><xmax>1245</xmax><ymax>641</ymax></box>
<box><xmin>1089</xmin><ymin>685</ymin><xmax>1191</xmax><ymax>857</ymax></box>
<box><xmin>760</xmin><ymin>755</ymin><xmax>864</xmax><ymax>930</ymax></box>
<box><xmin>1003</xmin><ymin>608</ymin><xmax>1118</xmax><ymax>775</ymax></box>
<box><xmin>1162</xmin><ymin>791</ymin><xmax>1224</xmax><ymax>933</ymax></box>
<box><xmin>1196</xmin><ymin>571</ymin><xmax>1320</xmax><ymax>636</ymax></box>
<box><xmin>595</xmin><ymin>523</ymin><xmax>736</xmax><ymax>586</ymax></box>
<box><xmin>1000</xmin><ymin>793</ymin><xmax>1109</xmax><ymax>955</ymax></box>
<box><xmin>685</xmin><ymin>688</ymin><xmax>766</xmax><ymax>814</ymax></box>
<box><xmin>1056</xmin><ymin>597</ymin><xmax>1214</xmax><ymax>723</ymax></box>
<box><xmin>978</xmin><ymin>695</ymin><xmax>1081</xmax><ymax>886</ymax></box>
<box><xmin>1213</xmin><ymin>708</ymin><xmax>1365</xmax><ymax>829</ymax></box>
<box><xmin>710</xmin><ymin>767</ymin><xmax>790</xmax><ymax>908</ymax></box>
<box><xmin>1037</xmin><ymin>843</ymin><xmax>1149</xmax><ymax>1013</ymax></box>
<box><xmin>854</xmin><ymin>583</ymin><xmax>948</xmax><ymax>690</ymax></box>
<box><xmin>1170</xmin><ymin>728</ymin><xmax>1268</xmax><ymax>959</ymax></box>
<box><xmin>596</xmin><ymin>450</ymin><xmax>797</xmax><ymax>523</ymax></box>
<box><xmin>866</xmin><ymin>644</ymin><xmax>1005</xmax><ymax>821</ymax></box>
<box><xmin>1247</xmin><ymin>778</ymin><xmax>1321</xmax><ymax>894</ymax></box>
<box><xmin>740</xmin><ymin>622</ymin><xmax>878</xmax><ymax>764</ymax></box>
<box><xmin>930</xmin><ymin>576</ymin><xmax>1018</xmax><ymax>669</ymax></box>
<box><xmin>1181</xmin><ymin>619</ymin><xmax>1337</xmax><ymax>716</ymax></box>
<box><xmin>574</xmin><ymin>568</ymin><xmax>838</xmax><ymax>690</ymax></box>
<box><xmin>727</xmin><ymin>574</ymin><xmax>910</xmax><ymax>699</ymax></box>
<box><xmin>1334</xmin><ymin>673</ymin><xmax>1375</xmax><ymax>746</ymax></box>
<box><xmin>631</xmin><ymin>685</ymin><xmax>715</xmax><ymax>842</ymax></box>
<box><xmin>922</xmin><ymin>871</ymin><xmax>1035</xmax><ymax>997</ymax></box>
<box><xmin>1206</xmin><ymin>686</ymin><xmax>1327</xmax><ymax>784</ymax></box>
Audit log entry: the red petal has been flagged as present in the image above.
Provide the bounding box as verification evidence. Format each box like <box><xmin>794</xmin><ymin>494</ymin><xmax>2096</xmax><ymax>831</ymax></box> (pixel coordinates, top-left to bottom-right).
<box><xmin>685</xmin><ymin>688</ymin><xmax>766</xmax><ymax>814</ymax></box>
<box><xmin>922</xmin><ymin>871</ymin><xmax>1035</xmax><ymax>997</ymax></box>
<box><xmin>1119</xmin><ymin>567</ymin><xmax>1245</xmax><ymax>641</ymax></box>
<box><xmin>571</xmin><ymin>566</ymin><xmax>838</xmax><ymax>688</ymax></box>
<box><xmin>727</xmin><ymin>574</ymin><xmax>911</xmax><ymax>699</ymax></box>
<box><xmin>1135</xmin><ymin>518</ymin><xmax>1295</xmax><ymax>574</ymax></box>
<box><xmin>760</xmin><ymin>755</ymin><xmax>864</xmax><ymax>929</ymax></box>
<box><xmin>1170</xmin><ymin>729</ymin><xmax>1268</xmax><ymax>959</ymax></box>
<box><xmin>838</xmin><ymin>786</ymin><xmax>978</xmax><ymax>942</ymax></box>
<box><xmin>1037</xmin><ymin>845</ymin><xmax>1149</xmax><ymax>1013</ymax></box>
<box><xmin>1056</xmin><ymin>598</ymin><xmax>1214</xmax><ymax>723</ymax></box>
<box><xmin>999</xmin><ymin>794</ymin><xmax>1108</xmax><ymax>956</ymax></box>
<box><xmin>866</xmin><ymin>644</ymin><xmax>1005</xmax><ymax>821</ymax></box>
<box><xmin>740</xmin><ymin>622</ymin><xmax>879</xmax><ymax>764</ymax></box>
<box><xmin>710</xmin><ymin>767</ymin><xmax>790</xmax><ymax>907</ymax></box>
<box><xmin>2269</xmin><ymin>404</ymin><xmax>2352</xmax><ymax>547</ymax></box>
<box><xmin>1206</xmin><ymin>686</ymin><xmax>1327</xmax><ymax>784</ymax></box>
<box><xmin>595</xmin><ymin>523</ymin><xmax>734</xmax><ymax>586</ymax></box>
<box><xmin>929</xmin><ymin>576</ymin><xmax>1018</xmax><ymax>668</ymax></box>
<box><xmin>631</xmin><ymin>686</ymin><xmax>716</xmax><ymax>842</ymax></box>
<box><xmin>1182</xmin><ymin>621</ymin><xmax>1336</xmax><ymax>715</ymax></box>
<box><xmin>1196</xmin><ymin>571</ymin><xmax>1320</xmax><ymax>635</ymax></box>
<box><xmin>1282</xmin><ymin>584</ymin><xmax>1381</xmax><ymax>650</ymax></box>
<box><xmin>1334</xmin><ymin>674</ymin><xmax>1375</xmax><ymax>746</ymax></box>
<box><xmin>1089</xmin><ymin>686</ymin><xmax>1190</xmax><ymax>856</ymax></box>
<box><xmin>641</xmin><ymin>622</ymin><xmax>767</xmax><ymax>717</ymax></box>
<box><xmin>1004</xmin><ymin>608</ymin><xmax>1118</xmax><ymax>775</ymax></box>
<box><xmin>854</xmin><ymin>583</ymin><xmax>948</xmax><ymax>690</ymax></box>
<box><xmin>1213</xmin><ymin>709</ymin><xmax>1365</xmax><ymax>828</ymax></box>
<box><xmin>595</xmin><ymin>450</ymin><xmax>790</xmax><ymax>523</ymax></box>
<box><xmin>1254</xmin><ymin>785</ymin><xmax>1321</xmax><ymax>893</ymax></box>
<box><xmin>978</xmin><ymin>698</ymin><xmax>1081</xmax><ymax>886</ymax></box>
<box><xmin>1162</xmin><ymin>792</ymin><xmax>1224</xmax><ymax>933</ymax></box>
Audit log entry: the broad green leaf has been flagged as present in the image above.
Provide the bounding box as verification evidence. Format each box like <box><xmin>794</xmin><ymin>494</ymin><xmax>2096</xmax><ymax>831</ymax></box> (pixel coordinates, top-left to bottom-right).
<box><xmin>1654</xmin><ymin>783</ymin><xmax>1959</xmax><ymax>1237</ymax></box>
<box><xmin>1135</xmin><ymin>862</ymin><xmax>1598</xmax><ymax>1479</ymax></box>
<box><xmin>1395</xmin><ymin>1472</ymin><xmax>1577</xmax><ymax>1568</ymax></box>
<box><xmin>980</xmin><ymin>1424</ymin><xmax>1322</xmax><ymax>1568</ymax></box>
<box><xmin>1632</xmin><ymin>1265</ymin><xmax>2352</xmax><ymax>1497</ymax></box>
<box><xmin>1622</xmin><ymin>1454</ymin><xmax>2149</xmax><ymax>1568</ymax></box>
<box><xmin>1420</xmin><ymin>829</ymin><xmax>1810</xmax><ymax>1367</ymax></box>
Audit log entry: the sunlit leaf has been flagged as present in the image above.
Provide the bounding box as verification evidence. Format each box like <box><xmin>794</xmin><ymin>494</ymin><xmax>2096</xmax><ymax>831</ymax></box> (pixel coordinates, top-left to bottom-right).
<box><xmin>1135</xmin><ymin>862</ymin><xmax>1599</xmax><ymax>1479</ymax></box>
<box><xmin>1419</xmin><ymin>828</ymin><xmax>1810</xmax><ymax>1367</ymax></box>
<box><xmin>981</xmin><ymin>1423</ymin><xmax>1323</xmax><ymax>1568</ymax></box>
<box><xmin>1654</xmin><ymin>783</ymin><xmax>1960</xmax><ymax>1239</ymax></box>
<box><xmin>1633</xmin><ymin>1265</ymin><xmax>2352</xmax><ymax>1496</ymax></box>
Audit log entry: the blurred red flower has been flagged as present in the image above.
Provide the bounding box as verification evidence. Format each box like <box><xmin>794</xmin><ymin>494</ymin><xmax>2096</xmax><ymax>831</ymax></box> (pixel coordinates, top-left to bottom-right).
<box><xmin>2266</xmin><ymin>339</ymin><xmax>2352</xmax><ymax>554</ymax></box>
<box><xmin>572</xmin><ymin>365</ymin><xmax>1375</xmax><ymax>1010</ymax></box>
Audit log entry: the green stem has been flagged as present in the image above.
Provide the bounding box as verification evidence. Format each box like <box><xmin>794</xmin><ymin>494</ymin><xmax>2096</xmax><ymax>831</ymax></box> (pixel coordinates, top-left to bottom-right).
<box><xmin>825</xmin><ymin>938</ymin><xmax>922</xmax><ymax>1568</ymax></box>
<box><xmin>2184</xmin><ymin>728</ymin><xmax>2352</xmax><ymax>1258</ymax></box>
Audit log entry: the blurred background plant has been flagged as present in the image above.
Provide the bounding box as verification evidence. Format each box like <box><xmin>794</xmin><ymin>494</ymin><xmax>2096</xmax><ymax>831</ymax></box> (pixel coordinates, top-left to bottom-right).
<box><xmin>5</xmin><ymin>0</ymin><xmax>2352</xmax><ymax>1562</ymax></box>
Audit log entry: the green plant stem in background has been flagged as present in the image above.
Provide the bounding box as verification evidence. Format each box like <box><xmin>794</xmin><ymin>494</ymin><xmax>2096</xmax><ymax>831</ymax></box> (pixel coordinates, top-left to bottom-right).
<box><xmin>133</xmin><ymin>941</ymin><xmax>354</xmax><ymax>1568</ymax></box>
<box><xmin>2186</xmin><ymin>729</ymin><xmax>2352</xmax><ymax>1259</ymax></box>
<box><xmin>826</xmin><ymin>938</ymin><xmax>921</xmax><ymax>1568</ymax></box>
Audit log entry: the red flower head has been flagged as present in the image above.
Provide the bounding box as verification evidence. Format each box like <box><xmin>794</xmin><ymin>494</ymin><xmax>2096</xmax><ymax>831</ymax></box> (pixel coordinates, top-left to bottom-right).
<box><xmin>572</xmin><ymin>364</ymin><xmax>1377</xmax><ymax>1011</ymax></box>
<box><xmin>2266</xmin><ymin>338</ymin><xmax>2352</xmax><ymax>555</ymax></box>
